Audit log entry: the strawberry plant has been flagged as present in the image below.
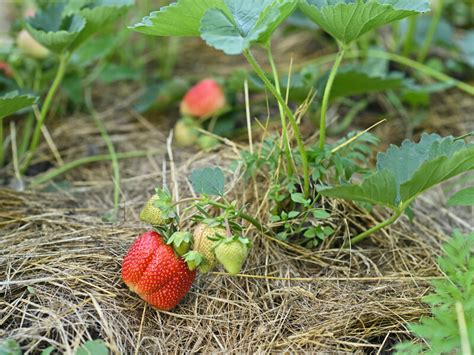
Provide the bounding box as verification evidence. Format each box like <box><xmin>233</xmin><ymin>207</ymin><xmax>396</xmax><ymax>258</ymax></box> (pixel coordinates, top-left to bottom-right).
<box><xmin>130</xmin><ymin>0</ymin><xmax>474</xmax><ymax>247</ymax></box>
<box><xmin>13</xmin><ymin>0</ymin><xmax>133</xmax><ymax>173</ymax></box>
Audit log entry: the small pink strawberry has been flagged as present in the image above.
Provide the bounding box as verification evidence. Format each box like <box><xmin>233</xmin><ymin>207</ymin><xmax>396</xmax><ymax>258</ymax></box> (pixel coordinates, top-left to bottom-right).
<box><xmin>180</xmin><ymin>79</ymin><xmax>226</xmax><ymax>119</ymax></box>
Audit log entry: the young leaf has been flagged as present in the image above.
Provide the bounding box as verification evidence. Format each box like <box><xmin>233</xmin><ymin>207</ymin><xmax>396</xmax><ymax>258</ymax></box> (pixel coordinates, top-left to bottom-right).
<box><xmin>319</xmin><ymin>134</ymin><xmax>474</xmax><ymax>209</ymax></box>
<box><xmin>447</xmin><ymin>186</ymin><xmax>474</xmax><ymax>207</ymax></box>
<box><xmin>26</xmin><ymin>3</ymin><xmax>86</xmax><ymax>53</ymax></box>
<box><xmin>189</xmin><ymin>166</ymin><xmax>225</xmax><ymax>196</ymax></box>
<box><xmin>299</xmin><ymin>0</ymin><xmax>430</xmax><ymax>45</ymax></box>
<box><xmin>129</xmin><ymin>0</ymin><xmax>227</xmax><ymax>36</ymax></box>
<box><xmin>395</xmin><ymin>231</ymin><xmax>474</xmax><ymax>354</ymax></box>
<box><xmin>0</xmin><ymin>92</ymin><xmax>37</xmax><ymax>119</ymax></box>
<box><xmin>200</xmin><ymin>0</ymin><xmax>298</xmax><ymax>55</ymax></box>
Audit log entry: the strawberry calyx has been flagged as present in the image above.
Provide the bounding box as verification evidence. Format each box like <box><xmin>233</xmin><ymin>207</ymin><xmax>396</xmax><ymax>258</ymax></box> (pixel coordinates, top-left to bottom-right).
<box><xmin>167</xmin><ymin>231</ymin><xmax>192</xmax><ymax>256</ymax></box>
<box><xmin>183</xmin><ymin>251</ymin><xmax>203</xmax><ymax>271</ymax></box>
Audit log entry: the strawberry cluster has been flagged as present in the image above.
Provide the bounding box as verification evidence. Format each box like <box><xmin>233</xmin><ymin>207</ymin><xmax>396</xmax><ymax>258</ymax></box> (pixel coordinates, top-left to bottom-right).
<box><xmin>122</xmin><ymin>189</ymin><xmax>250</xmax><ymax>310</ymax></box>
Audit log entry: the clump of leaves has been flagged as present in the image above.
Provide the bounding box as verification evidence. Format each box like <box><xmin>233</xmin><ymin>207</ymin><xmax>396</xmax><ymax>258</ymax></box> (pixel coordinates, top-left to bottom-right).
<box><xmin>395</xmin><ymin>230</ymin><xmax>474</xmax><ymax>354</ymax></box>
<box><xmin>319</xmin><ymin>134</ymin><xmax>474</xmax><ymax>245</ymax></box>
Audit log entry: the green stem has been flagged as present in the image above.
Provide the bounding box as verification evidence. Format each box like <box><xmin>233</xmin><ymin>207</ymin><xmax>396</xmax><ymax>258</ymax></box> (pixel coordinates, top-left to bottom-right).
<box><xmin>207</xmin><ymin>200</ymin><xmax>275</xmax><ymax>237</ymax></box>
<box><xmin>85</xmin><ymin>90</ymin><xmax>121</xmax><ymax>220</ymax></box>
<box><xmin>243</xmin><ymin>50</ymin><xmax>310</xmax><ymax>198</ymax></box>
<box><xmin>403</xmin><ymin>16</ymin><xmax>417</xmax><ymax>57</ymax></box>
<box><xmin>418</xmin><ymin>0</ymin><xmax>445</xmax><ymax>63</ymax></box>
<box><xmin>319</xmin><ymin>45</ymin><xmax>345</xmax><ymax>150</ymax></box>
<box><xmin>368</xmin><ymin>49</ymin><xmax>474</xmax><ymax>96</ymax></box>
<box><xmin>456</xmin><ymin>302</ymin><xmax>472</xmax><ymax>355</ymax></box>
<box><xmin>346</xmin><ymin>208</ymin><xmax>404</xmax><ymax>247</ymax></box>
<box><xmin>30</xmin><ymin>150</ymin><xmax>159</xmax><ymax>187</ymax></box>
<box><xmin>18</xmin><ymin>114</ymin><xmax>34</xmax><ymax>160</ymax></box>
<box><xmin>21</xmin><ymin>53</ymin><xmax>70</xmax><ymax>173</ymax></box>
<box><xmin>300</xmin><ymin>49</ymin><xmax>474</xmax><ymax>95</ymax></box>
<box><xmin>266</xmin><ymin>44</ymin><xmax>293</xmax><ymax>176</ymax></box>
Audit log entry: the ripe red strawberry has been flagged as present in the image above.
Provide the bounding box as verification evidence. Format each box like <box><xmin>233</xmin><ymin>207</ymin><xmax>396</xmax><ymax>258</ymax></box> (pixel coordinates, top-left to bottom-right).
<box><xmin>180</xmin><ymin>79</ymin><xmax>226</xmax><ymax>119</ymax></box>
<box><xmin>122</xmin><ymin>231</ymin><xmax>196</xmax><ymax>310</ymax></box>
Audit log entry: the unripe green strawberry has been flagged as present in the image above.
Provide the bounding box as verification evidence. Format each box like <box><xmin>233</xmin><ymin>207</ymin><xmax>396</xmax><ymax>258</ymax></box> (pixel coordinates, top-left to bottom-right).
<box><xmin>214</xmin><ymin>239</ymin><xmax>249</xmax><ymax>275</ymax></box>
<box><xmin>192</xmin><ymin>224</ymin><xmax>225</xmax><ymax>273</ymax></box>
<box><xmin>167</xmin><ymin>231</ymin><xmax>192</xmax><ymax>256</ymax></box>
<box><xmin>174</xmin><ymin>117</ymin><xmax>200</xmax><ymax>147</ymax></box>
<box><xmin>139</xmin><ymin>194</ymin><xmax>174</xmax><ymax>226</ymax></box>
<box><xmin>197</xmin><ymin>135</ymin><xmax>219</xmax><ymax>152</ymax></box>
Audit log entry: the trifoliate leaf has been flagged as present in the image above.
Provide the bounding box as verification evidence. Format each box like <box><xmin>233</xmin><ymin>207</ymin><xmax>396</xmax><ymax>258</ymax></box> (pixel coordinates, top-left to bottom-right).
<box><xmin>299</xmin><ymin>0</ymin><xmax>430</xmax><ymax>45</ymax></box>
<box><xmin>129</xmin><ymin>0</ymin><xmax>227</xmax><ymax>36</ymax></box>
<box><xmin>0</xmin><ymin>91</ymin><xmax>37</xmax><ymax>119</ymax></box>
<box><xmin>189</xmin><ymin>166</ymin><xmax>225</xmax><ymax>196</ymax></box>
<box><xmin>69</xmin><ymin>0</ymin><xmax>134</xmax><ymax>51</ymax></box>
<box><xmin>447</xmin><ymin>186</ymin><xmax>474</xmax><ymax>206</ymax></box>
<box><xmin>76</xmin><ymin>340</ymin><xmax>108</xmax><ymax>355</ymax></box>
<box><xmin>319</xmin><ymin>134</ymin><xmax>474</xmax><ymax>208</ymax></box>
<box><xmin>201</xmin><ymin>0</ymin><xmax>298</xmax><ymax>55</ymax></box>
<box><xmin>26</xmin><ymin>3</ymin><xmax>86</xmax><ymax>53</ymax></box>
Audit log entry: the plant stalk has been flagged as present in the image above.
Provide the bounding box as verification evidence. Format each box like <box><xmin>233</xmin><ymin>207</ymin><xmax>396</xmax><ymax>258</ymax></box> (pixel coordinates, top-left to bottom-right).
<box><xmin>456</xmin><ymin>302</ymin><xmax>472</xmax><ymax>355</ymax></box>
<box><xmin>21</xmin><ymin>53</ymin><xmax>70</xmax><ymax>173</ymax></box>
<box><xmin>266</xmin><ymin>44</ymin><xmax>293</xmax><ymax>176</ymax></box>
<box><xmin>207</xmin><ymin>200</ymin><xmax>275</xmax><ymax>237</ymax></box>
<box><xmin>243</xmin><ymin>50</ymin><xmax>310</xmax><ymax>198</ymax></box>
<box><xmin>403</xmin><ymin>16</ymin><xmax>417</xmax><ymax>57</ymax></box>
<box><xmin>346</xmin><ymin>208</ymin><xmax>403</xmax><ymax>247</ymax></box>
<box><xmin>418</xmin><ymin>0</ymin><xmax>445</xmax><ymax>63</ymax></box>
<box><xmin>319</xmin><ymin>44</ymin><xmax>345</xmax><ymax>150</ymax></box>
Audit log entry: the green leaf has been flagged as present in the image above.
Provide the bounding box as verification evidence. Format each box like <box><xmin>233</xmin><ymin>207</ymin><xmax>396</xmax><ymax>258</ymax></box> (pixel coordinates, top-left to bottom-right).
<box><xmin>189</xmin><ymin>166</ymin><xmax>225</xmax><ymax>196</ymax></box>
<box><xmin>299</xmin><ymin>0</ymin><xmax>430</xmax><ymax>45</ymax></box>
<box><xmin>26</xmin><ymin>3</ymin><xmax>86</xmax><ymax>53</ymax></box>
<box><xmin>319</xmin><ymin>134</ymin><xmax>474</xmax><ymax>208</ymax></box>
<box><xmin>0</xmin><ymin>91</ymin><xmax>37</xmax><ymax>119</ymax></box>
<box><xmin>41</xmin><ymin>346</ymin><xmax>55</xmax><ymax>355</ymax></box>
<box><xmin>447</xmin><ymin>186</ymin><xmax>474</xmax><ymax>207</ymax></box>
<box><xmin>70</xmin><ymin>0</ymin><xmax>133</xmax><ymax>51</ymax></box>
<box><xmin>0</xmin><ymin>339</ymin><xmax>21</xmax><ymax>355</ymax></box>
<box><xmin>201</xmin><ymin>0</ymin><xmax>298</xmax><ymax>55</ymax></box>
<box><xmin>129</xmin><ymin>0</ymin><xmax>227</xmax><ymax>36</ymax></box>
<box><xmin>319</xmin><ymin>66</ymin><xmax>404</xmax><ymax>99</ymax></box>
<box><xmin>76</xmin><ymin>340</ymin><xmax>108</xmax><ymax>355</ymax></box>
